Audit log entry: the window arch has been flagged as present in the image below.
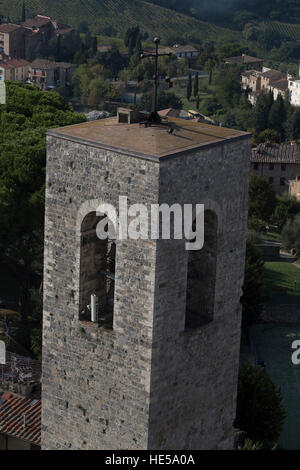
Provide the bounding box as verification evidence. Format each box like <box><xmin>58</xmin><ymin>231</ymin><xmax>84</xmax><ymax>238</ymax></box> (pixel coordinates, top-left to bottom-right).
<box><xmin>185</xmin><ymin>210</ymin><xmax>218</xmax><ymax>330</ymax></box>
<box><xmin>79</xmin><ymin>212</ymin><xmax>115</xmax><ymax>329</ymax></box>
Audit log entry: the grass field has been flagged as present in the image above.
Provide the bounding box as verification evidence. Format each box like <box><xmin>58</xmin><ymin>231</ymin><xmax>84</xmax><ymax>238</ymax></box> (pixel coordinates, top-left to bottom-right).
<box><xmin>264</xmin><ymin>261</ymin><xmax>300</xmax><ymax>305</ymax></box>
<box><xmin>251</xmin><ymin>323</ymin><xmax>300</xmax><ymax>449</ymax></box>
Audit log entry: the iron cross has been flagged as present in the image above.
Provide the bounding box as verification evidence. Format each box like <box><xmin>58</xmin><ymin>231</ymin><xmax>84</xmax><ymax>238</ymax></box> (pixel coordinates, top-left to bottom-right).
<box><xmin>140</xmin><ymin>36</ymin><xmax>172</xmax><ymax>124</ymax></box>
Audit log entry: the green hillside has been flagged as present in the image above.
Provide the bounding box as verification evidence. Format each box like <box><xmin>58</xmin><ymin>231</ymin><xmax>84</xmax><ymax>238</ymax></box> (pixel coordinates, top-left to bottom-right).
<box><xmin>0</xmin><ymin>0</ymin><xmax>242</xmax><ymax>45</ymax></box>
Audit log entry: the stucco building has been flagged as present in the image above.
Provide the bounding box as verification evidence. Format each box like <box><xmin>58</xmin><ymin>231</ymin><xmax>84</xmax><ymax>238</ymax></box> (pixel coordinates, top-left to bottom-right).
<box><xmin>0</xmin><ymin>23</ymin><xmax>25</xmax><ymax>58</ymax></box>
<box><xmin>0</xmin><ymin>15</ymin><xmax>73</xmax><ymax>62</ymax></box>
<box><xmin>28</xmin><ymin>59</ymin><xmax>76</xmax><ymax>89</ymax></box>
<box><xmin>225</xmin><ymin>54</ymin><xmax>264</xmax><ymax>70</ymax></box>
<box><xmin>252</xmin><ymin>143</ymin><xmax>300</xmax><ymax>193</ymax></box>
<box><xmin>0</xmin><ymin>58</ymin><xmax>30</xmax><ymax>82</ymax></box>
<box><xmin>42</xmin><ymin>114</ymin><xmax>251</xmax><ymax>450</ymax></box>
<box><xmin>289</xmin><ymin>177</ymin><xmax>300</xmax><ymax>201</ymax></box>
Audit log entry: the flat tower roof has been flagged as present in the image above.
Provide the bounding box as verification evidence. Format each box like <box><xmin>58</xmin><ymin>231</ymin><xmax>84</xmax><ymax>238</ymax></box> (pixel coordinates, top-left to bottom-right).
<box><xmin>47</xmin><ymin>117</ymin><xmax>250</xmax><ymax>161</ymax></box>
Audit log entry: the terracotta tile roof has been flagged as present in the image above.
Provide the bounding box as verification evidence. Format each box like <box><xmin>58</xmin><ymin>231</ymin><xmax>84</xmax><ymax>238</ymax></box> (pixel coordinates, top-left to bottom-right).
<box><xmin>22</xmin><ymin>15</ymin><xmax>51</xmax><ymax>28</ymax></box>
<box><xmin>261</xmin><ymin>69</ymin><xmax>285</xmax><ymax>80</ymax></box>
<box><xmin>252</xmin><ymin>143</ymin><xmax>300</xmax><ymax>164</ymax></box>
<box><xmin>270</xmin><ymin>78</ymin><xmax>288</xmax><ymax>91</ymax></box>
<box><xmin>30</xmin><ymin>59</ymin><xmax>57</xmax><ymax>70</ymax></box>
<box><xmin>225</xmin><ymin>54</ymin><xmax>264</xmax><ymax>65</ymax></box>
<box><xmin>0</xmin><ymin>59</ymin><xmax>30</xmax><ymax>69</ymax></box>
<box><xmin>0</xmin><ymin>23</ymin><xmax>21</xmax><ymax>33</ymax></box>
<box><xmin>0</xmin><ymin>392</ymin><xmax>41</xmax><ymax>445</ymax></box>
<box><xmin>30</xmin><ymin>59</ymin><xmax>74</xmax><ymax>70</ymax></box>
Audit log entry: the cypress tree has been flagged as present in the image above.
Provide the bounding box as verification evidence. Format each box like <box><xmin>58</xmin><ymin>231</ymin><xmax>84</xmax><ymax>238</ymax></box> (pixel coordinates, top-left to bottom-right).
<box><xmin>56</xmin><ymin>35</ymin><xmax>61</xmax><ymax>61</ymax></box>
<box><xmin>253</xmin><ymin>93</ymin><xmax>273</xmax><ymax>133</ymax></box>
<box><xmin>187</xmin><ymin>73</ymin><xmax>192</xmax><ymax>101</ymax></box>
<box><xmin>21</xmin><ymin>1</ymin><xmax>26</xmax><ymax>22</ymax></box>
<box><xmin>193</xmin><ymin>72</ymin><xmax>199</xmax><ymax>98</ymax></box>
<box><xmin>92</xmin><ymin>35</ymin><xmax>98</xmax><ymax>55</ymax></box>
<box><xmin>268</xmin><ymin>95</ymin><xmax>286</xmax><ymax>140</ymax></box>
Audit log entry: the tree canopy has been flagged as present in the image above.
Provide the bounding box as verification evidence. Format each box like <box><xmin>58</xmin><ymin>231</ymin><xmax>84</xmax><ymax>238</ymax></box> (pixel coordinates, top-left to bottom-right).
<box><xmin>0</xmin><ymin>82</ymin><xmax>85</xmax><ymax>330</ymax></box>
<box><xmin>241</xmin><ymin>240</ymin><xmax>265</xmax><ymax>329</ymax></box>
<box><xmin>248</xmin><ymin>174</ymin><xmax>277</xmax><ymax>222</ymax></box>
<box><xmin>235</xmin><ymin>362</ymin><xmax>286</xmax><ymax>447</ymax></box>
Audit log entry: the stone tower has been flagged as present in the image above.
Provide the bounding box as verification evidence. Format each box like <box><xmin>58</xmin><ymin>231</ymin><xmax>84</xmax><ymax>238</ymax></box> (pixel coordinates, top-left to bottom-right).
<box><xmin>42</xmin><ymin>113</ymin><xmax>251</xmax><ymax>450</ymax></box>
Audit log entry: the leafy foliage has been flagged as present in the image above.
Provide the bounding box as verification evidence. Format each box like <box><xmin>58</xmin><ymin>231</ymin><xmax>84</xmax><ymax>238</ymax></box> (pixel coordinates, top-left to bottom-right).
<box><xmin>235</xmin><ymin>362</ymin><xmax>286</xmax><ymax>447</ymax></box>
<box><xmin>272</xmin><ymin>194</ymin><xmax>300</xmax><ymax>230</ymax></box>
<box><xmin>282</xmin><ymin>214</ymin><xmax>300</xmax><ymax>256</ymax></box>
<box><xmin>248</xmin><ymin>174</ymin><xmax>277</xmax><ymax>223</ymax></box>
<box><xmin>241</xmin><ymin>240</ymin><xmax>265</xmax><ymax>328</ymax></box>
<box><xmin>0</xmin><ymin>82</ymin><xmax>85</xmax><ymax>329</ymax></box>
<box><xmin>140</xmin><ymin>90</ymin><xmax>183</xmax><ymax>111</ymax></box>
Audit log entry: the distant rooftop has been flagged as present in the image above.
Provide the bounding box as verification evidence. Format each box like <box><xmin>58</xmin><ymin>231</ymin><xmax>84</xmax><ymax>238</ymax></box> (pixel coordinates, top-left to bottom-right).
<box><xmin>30</xmin><ymin>58</ymin><xmax>74</xmax><ymax>69</ymax></box>
<box><xmin>0</xmin><ymin>392</ymin><xmax>41</xmax><ymax>446</ymax></box>
<box><xmin>225</xmin><ymin>54</ymin><xmax>264</xmax><ymax>65</ymax></box>
<box><xmin>252</xmin><ymin>143</ymin><xmax>300</xmax><ymax>164</ymax></box>
<box><xmin>241</xmin><ymin>69</ymin><xmax>261</xmax><ymax>77</ymax></box>
<box><xmin>0</xmin><ymin>58</ymin><xmax>30</xmax><ymax>69</ymax></box>
<box><xmin>47</xmin><ymin>116</ymin><xmax>250</xmax><ymax>161</ymax></box>
<box><xmin>22</xmin><ymin>14</ymin><xmax>51</xmax><ymax>29</ymax></box>
<box><xmin>22</xmin><ymin>14</ymin><xmax>72</xmax><ymax>34</ymax></box>
<box><xmin>270</xmin><ymin>78</ymin><xmax>288</xmax><ymax>91</ymax></box>
<box><xmin>0</xmin><ymin>23</ymin><xmax>21</xmax><ymax>33</ymax></box>
<box><xmin>261</xmin><ymin>69</ymin><xmax>285</xmax><ymax>80</ymax></box>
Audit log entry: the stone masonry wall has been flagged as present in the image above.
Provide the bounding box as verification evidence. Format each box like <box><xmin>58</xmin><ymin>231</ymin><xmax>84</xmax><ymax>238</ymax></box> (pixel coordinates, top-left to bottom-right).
<box><xmin>148</xmin><ymin>139</ymin><xmax>251</xmax><ymax>449</ymax></box>
<box><xmin>42</xmin><ymin>134</ymin><xmax>251</xmax><ymax>450</ymax></box>
<box><xmin>42</xmin><ymin>137</ymin><xmax>160</xmax><ymax>450</ymax></box>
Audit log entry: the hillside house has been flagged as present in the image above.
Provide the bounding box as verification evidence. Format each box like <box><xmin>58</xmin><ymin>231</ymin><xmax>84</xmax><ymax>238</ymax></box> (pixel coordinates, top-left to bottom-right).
<box><xmin>242</xmin><ymin>68</ymin><xmax>288</xmax><ymax>104</ymax></box>
<box><xmin>289</xmin><ymin>177</ymin><xmax>300</xmax><ymax>201</ymax></box>
<box><xmin>248</xmin><ymin>88</ymin><xmax>268</xmax><ymax>106</ymax></box>
<box><xmin>0</xmin><ymin>23</ymin><xmax>25</xmax><ymax>58</ymax></box>
<box><xmin>0</xmin><ymin>58</ymin><xmax>30</xmax><ymax>82</ymax></box>
<box><xmin>288</xmin><ymin>76</ymin><xmax>300</xmax><ymax>106</ymax></box>
<box><xmin>241</xmin><ymin>70</ymin><xmax>261</xmax><ymax>92</ymax></box>
<box><xmin>22</xmin><ymin>14</ymin><xmax>73</xmax><ymax>39</ymax></box>
<box><xmin>28</xmin><ymin>59</ymin><xmax>76</xmax><ymax>90</ymax></box>
<box><xmin>0</xmin><ymin>15</ymin><xmax>73</xmax><ymax>62</ymax></box>
<box><xmin>252</xmin><ymin>142</ymin><xmax>300</xmax><ymax>193</ymax></box>
<box><xmin>260</xmin><ymin>69</ymin><xmax>285</xmax><ymax>90</ymax></box>
<box><xmin>268</xmin><ymin>78</ymin><xmax>288</xmax><ymax>100</ymax></box>
<box><xmin>171</xmin><ymin>44</ymin><xmax>199</xmax><ymax>60</ymax></box>
<box><xmin>225</xmin><ymin>54</ymin><xmax>264</xmax><ymax>70</ymax></box>
<box><xmin>145</xmin><ymin>44</ymin><xmax>199</xmax><ymax>62</ymax></box>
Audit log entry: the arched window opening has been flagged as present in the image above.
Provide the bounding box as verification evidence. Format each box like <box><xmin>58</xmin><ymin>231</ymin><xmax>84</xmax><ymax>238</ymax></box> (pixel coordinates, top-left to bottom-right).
<box><xmin>79</xmin><ymin>212</ymin><xmax>116</xmax><ymax>329</ymax></box>
<box><xmin>185</xmin><ymin>210</ymin><xmax>218</xmax><ymax>330</ymax></box>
